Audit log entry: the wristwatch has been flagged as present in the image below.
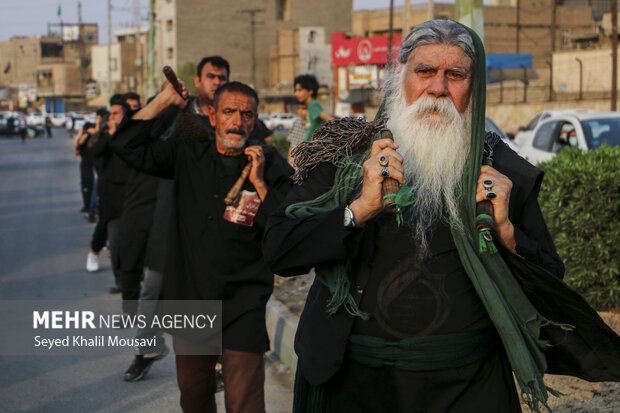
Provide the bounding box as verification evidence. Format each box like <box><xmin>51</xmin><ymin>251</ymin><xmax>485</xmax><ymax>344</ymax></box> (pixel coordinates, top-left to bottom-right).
<box><xmin>344</xmin><ymin>205</ymin><xmax>356</xmax><ymax>228</ymax></box>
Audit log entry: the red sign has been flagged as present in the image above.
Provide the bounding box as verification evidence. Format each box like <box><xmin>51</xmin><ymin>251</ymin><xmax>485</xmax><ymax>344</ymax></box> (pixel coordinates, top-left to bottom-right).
<box><xmin>332</xmin><ymin>32</ymin><xmax>403</xmax><ymax>67</ymax></box>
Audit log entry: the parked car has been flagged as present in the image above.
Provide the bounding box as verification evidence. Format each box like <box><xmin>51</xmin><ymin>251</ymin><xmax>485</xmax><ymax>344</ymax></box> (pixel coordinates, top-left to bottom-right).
<box><xmin>513</xmin><ymin>109</ymin><xmax>597</xmax><ymax>149</ymax></box>
<box><xmin>267</xmin><ymin>113</ymin><xmax>298</xmax><ymax>130</ymax></box>
<box><xmin>518</xmin><ymin>112</ymin><xmax>620</xmax><ymax>164</ymax></box>
<box><xmin>26</xmin><ymin>112</ymin><xmax>44</xmax><ymax>127</ymax></box>
<box><xmin>65</xmin><ymin>113</ymin><xmax>86</xmax><ymax>131</ymax></box>
<box><xmin>0</xmin><ymin>113</ymin><xmax>44</xmax><ymax>137</ymax></box>
<box><xmin>485</xmin><ymin>117</ymin><xmax>519</xmax><ymax>153</ymax></box>
<box><xmin>50</xmin><ymin>113</ymin><xmax>67</xmax><ymax>127</ymax></box>
<box><xmin>258</xmin><ymin>114</ymin><xmax>271</xmax><ymax>123</ymax></box>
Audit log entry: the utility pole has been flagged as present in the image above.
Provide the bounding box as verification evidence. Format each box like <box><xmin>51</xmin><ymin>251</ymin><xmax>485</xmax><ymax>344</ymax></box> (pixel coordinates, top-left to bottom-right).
<box><xmin>427</xmin><ymin>0</ymin><xmax>434</xmax><ymax>21</ymax></box>
<box><xmin>147</xmin><ymin>0</ymin><xmax>156</xmax><ymax>97</ymax></box>
<box><xmin>516</xmin><ymin>0</ymin><xmax>520</xmax><ymax>53</ymax></box>
<box><xmin>388</xmin><ymin>0</ymin><xmax>394</xmax><ymax>63</ymax></box>
<box><xmin>612</xmin><ymin>0</ymin><xmax>618</xmax><ymax>110</ymax></box>
<box><xmin>551</xmin><ymin>0</ymin><xmax>556</xmax><ymax>52</ymax></box>
<box><xmin>77</xmin><ymin>0</ymin><xmax>85</xmax><ymax>108</ymax></box>
<box><xmin>403</xmin><ymin>0</ymin><xmax>411</xmax><ymax>36</ymax></box>
<box><xmin>107</xmin><ymin>0</ymin><xmax>112</xmax><ymax>99</ymax></box>
<box><xmin>238</xmin><ymin>9</ymin><xmax>264</xmax><ymax>87</ymax></box>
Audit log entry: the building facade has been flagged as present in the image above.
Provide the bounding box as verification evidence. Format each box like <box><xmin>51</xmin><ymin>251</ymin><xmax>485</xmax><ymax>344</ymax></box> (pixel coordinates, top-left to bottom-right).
<box><xmin>154</xmin><ymin>0</ymin><xmax>351</xmax><ymax>93</ymax></box>
<box><xmin>0</xmin><ymin>24</ymin><xmax>98</xmax><ymax>112</ymax></box>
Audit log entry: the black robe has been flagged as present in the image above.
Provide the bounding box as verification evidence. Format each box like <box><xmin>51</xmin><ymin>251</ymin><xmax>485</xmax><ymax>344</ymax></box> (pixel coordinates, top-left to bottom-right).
<box><xmin>112</xmin><ymin>117</ymin><xmax>294</xmax><ymax>352</ymax></box>
<box><xmin>264</xmin><ymin>140</ymin><xmax>565</xmax><ymax>385</ymax></box>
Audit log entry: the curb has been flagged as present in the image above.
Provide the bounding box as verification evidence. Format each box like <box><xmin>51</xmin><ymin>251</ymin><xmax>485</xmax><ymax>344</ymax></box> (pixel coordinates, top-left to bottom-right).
<box><xmin>266</xmin><ymin>297</ymin><xmax>299</xmax><ymax>374</ymax></box>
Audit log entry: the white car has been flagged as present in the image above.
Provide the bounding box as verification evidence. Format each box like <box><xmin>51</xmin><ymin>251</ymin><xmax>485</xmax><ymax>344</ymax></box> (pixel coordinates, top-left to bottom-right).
<box><xmin>514</xmin><ymin>109</ymin><xmax>597</xmax><ymax>149</ymax></box>
<box><xmin>65</xmin><ymin>114</ymin><xmax>86</xmax><ymax>131</ymax></box>
<box><xmin>518</xmin><ymin>112</ymin><xmax>620</xmax><ymax>164</ymax></box>
<box><xmin>50</xmin><ymin>113</ymin><xmax>67</xmax><ymax>127</ymax></box>
<box><xmin>26</xmin><ymin>112</ymin><xmax>44</xmax><ymax>126</ymax></box>
<box><xmin>267</xmin><ymin>113</ymin><xmax>298</xmax><ymax>130</ymax></box>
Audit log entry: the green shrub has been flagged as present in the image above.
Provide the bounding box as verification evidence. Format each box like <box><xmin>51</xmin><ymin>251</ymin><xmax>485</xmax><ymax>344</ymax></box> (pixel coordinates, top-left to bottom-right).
<box><xmin>270</xmin><ymin>133</ymin><xmax>290</xmax><ymax>159</ymax></box>
<box><xmin>537</xmin><ymin>146</ymin><xmax>620</xmax><ymax>310</ymax></box>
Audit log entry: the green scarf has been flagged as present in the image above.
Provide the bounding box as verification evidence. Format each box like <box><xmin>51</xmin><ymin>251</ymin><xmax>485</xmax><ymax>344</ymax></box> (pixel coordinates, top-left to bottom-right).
<box><xmin>287</xmin><ymin>21</ymin><xmax>568</xmax><ymax>412</ymax></box>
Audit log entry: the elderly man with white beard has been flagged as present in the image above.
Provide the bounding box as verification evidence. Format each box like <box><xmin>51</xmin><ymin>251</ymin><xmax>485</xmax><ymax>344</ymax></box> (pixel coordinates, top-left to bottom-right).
<box><xmin>265</xmin><ymin>18</ymin><xmax>620</xmax><ymax>413</ymax></box>
<box><xmin>262</xmin><ymin>20</ymin><xmax>618</xmax><ymax>413</ymax></box>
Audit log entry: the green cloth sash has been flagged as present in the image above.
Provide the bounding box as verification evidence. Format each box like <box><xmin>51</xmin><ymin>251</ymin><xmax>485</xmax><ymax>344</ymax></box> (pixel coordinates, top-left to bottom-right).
<box><xmin>288</xmin><ymin>20</ymin><xmax>569</xmax><ymax>413</ymax></box>
<box><xmin>348</xmin><ymin>330</ymin><xmax>498</xmax><ymax>371</ymax></box>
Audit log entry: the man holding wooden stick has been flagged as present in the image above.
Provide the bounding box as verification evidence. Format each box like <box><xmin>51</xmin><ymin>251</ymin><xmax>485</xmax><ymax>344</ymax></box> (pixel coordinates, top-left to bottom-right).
<box><xmin>263</xmin><ymin>19</ymin><xmax>620</xmax><ymax>413</ymax></box>
<box><xmin>112</xmin><ymin>80</ymin><xmax>293</xmax><ymax>413</ymax></box>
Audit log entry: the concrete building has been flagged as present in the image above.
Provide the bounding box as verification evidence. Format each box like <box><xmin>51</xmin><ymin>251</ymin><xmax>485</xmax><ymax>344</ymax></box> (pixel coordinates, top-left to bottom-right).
<box><xmin>265</xmin><ymin>26</ymin><xmax>332</xmax><ymax>113</ymax></box>
<box><xmin>0</xmin><ymin>24</ymin><xmax>98</xmax><ymax>112</ymax></box>
<box><xmin>153</xmin><ymin>0</ymin><xmax>351</xmax><ymax>93</ymax></box>
<box><xmin>91</xmin><ymin>28</ymin><xmax>149</xmax><ymax>105</ymax></box>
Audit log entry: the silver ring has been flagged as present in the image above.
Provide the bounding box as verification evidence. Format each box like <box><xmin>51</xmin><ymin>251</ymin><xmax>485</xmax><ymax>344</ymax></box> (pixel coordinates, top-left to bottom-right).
<box><xmin>381</xmin><ymin>167</ymin><xmax>389</xmax><ymax>178</ymax></box>
<box><xmin>483</xmin><ymin>179</ymin><xmax>494</xmax><ymax>191</ymax></box>
<box><xmin>257</xmin><ymin>152</ymin><xmax>262</xmax><ymax>157</ymax></box>
<box><xmin>378</xmin><ymin>155</ymin><xmax>389</xmax><ymax>167</ymax></box>
<box><xmin>486</xmin><ymin>191</ymin><xmax>497</xmax><ymax>199</ymax></box>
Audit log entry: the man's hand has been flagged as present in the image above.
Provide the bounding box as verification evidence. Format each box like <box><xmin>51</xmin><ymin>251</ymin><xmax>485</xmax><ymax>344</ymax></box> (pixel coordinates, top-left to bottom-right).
<box><xmin>244</xmin><ymin>145</ymin><xmax>267</xmax><ymax>200</ymax></box>
<box><xmin>349</xmin><ymin>138</ymin><xmax>405</xmax><ymax>225</ymax></box>
<box><xmin>134</xmin><ymin>80</ymin><xmax>189</xmax><ymax>120</ymax></box>
<box><xmin>107</xmin><ymin>119</ymin><xmax>117</xmax><ymax>135</ymax></box>
<box><xmin>476</xmin><ymin>165</ymin><xmax>516</xmax><ymax>252</ymax></box>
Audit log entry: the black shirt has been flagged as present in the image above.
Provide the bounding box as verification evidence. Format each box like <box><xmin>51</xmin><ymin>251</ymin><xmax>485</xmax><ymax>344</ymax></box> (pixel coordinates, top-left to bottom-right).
<box><xmin>112</xmin><ymin>117</ymin><xmax>294</xmax><ymax>351</ymax></box>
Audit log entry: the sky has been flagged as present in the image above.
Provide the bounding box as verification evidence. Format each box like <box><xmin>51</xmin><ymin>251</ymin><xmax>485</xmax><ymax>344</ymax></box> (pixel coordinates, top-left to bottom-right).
<box><xmin>0</xmin><ymin>0</ymin><xmax>426</xmax><ymax>43</ymax></box>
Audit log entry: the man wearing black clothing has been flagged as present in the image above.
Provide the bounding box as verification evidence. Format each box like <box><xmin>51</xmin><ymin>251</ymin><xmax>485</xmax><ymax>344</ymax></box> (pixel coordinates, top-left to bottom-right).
<box><xmin>112</xmin><ymin>81</ymin><xmax>293</xmax><ymax>412</ymax></box>
<box><xmin>87</xmin><ymin>95</ymin><xmax>129</xmax><ymax>292</ymax></box>
<box><xmin>262</xmin><ymin>20</ymin><xmax>567</xmax><ymax>413</ymax></box>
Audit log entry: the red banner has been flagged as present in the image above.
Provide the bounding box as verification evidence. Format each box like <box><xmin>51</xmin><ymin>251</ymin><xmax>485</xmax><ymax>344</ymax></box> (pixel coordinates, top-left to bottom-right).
<box><xmin>331</xmin><ymin>32</ymin><xmax>403</xmax><ymax>67</ymax></box>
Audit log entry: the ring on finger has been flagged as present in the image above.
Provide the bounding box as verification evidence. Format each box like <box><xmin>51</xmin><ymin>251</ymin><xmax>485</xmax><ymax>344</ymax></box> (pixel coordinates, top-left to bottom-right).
<box><xmin>378</xmin><ymin>155</ymin><xmax>389</xmax><ymax>167</ymax></box>
<box><xmin>381</xmin><ymin>167</ymin><xmax>389</xmax><ymax>178</ymax></box>
<box><xmin>486</xmin><ymin>191</ymin><xmax>497</xmax><ymax>200</ymax></box>
<box><xmin>257</xmin><ymin>152</ymin><xmax>262</xmax><ymax>157</ymax></box>
<box><xmin>482</xmin><ymin>179</ymin><xmax>494</xmax><ymax>191</ymax></box>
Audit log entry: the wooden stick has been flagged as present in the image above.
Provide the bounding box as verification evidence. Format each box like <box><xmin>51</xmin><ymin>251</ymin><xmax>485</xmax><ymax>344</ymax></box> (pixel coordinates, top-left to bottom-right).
<box><xmin>162</xmin><ymin>66</ymin><xmax>186</xmax><ymax>98</ymax></box>
<box><xmin>380</xmin><ymin>128</ymin><xmax>401</xmax><ymax>212</ymax></box>
<box><xmin>476</xmin><ymin>146</ymin><xmax>495</xmax><ymax>239</ymax></box>
<box><xmin>224</xmin><ymin>162</ymin><xmax>253</xmax><ymax>205</ymax></box>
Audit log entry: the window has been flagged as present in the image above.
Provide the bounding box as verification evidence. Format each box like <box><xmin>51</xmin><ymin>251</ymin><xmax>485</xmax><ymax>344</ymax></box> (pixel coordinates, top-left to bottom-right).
<box><xmin>111</xmin><ymin>58</ymin><xmax>118</xmax><ymax>71</ymax></box>
<box><xmin>276</xmin><ymin>0</ymin><xmax>289</xmax><ymax>21</ymax></box>
<box><xmin>525</xmin><ymin>113</ymin><xmax>541</xmax><ymax>131</ymax></box>
<box><xmin>308</xmin><ymin>30</ymin><xmax>316</xmax><ymax>43</ymax></box>
<box><xmin>167</xmin><ymin>47</ymin><xmax>174</xmax><ymax>59</ymax></box>
<box><xmin>166</xmin><ymin>20</ymin><xmax>173</xmax><ymax>32</ymax></box>
<box><xmin>532</xmin><ymin>121</ymin><xmax>558</xmax><ymax>152</ymax></box>
<box><xmin>551</xmin><ymin>122</ymin><xmax>577</xmax><ymax>153</ymax></box>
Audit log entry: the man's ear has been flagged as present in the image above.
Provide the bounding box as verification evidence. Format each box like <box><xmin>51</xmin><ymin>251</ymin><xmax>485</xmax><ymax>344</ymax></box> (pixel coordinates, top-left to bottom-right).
<box><xmin>208</xmin><ymin>106</ymin><xmax>216</xmax><ymax>127</ymax></box>
<box><xmin>194</xmin><ymin>75</ymin><xmax>200</xmax><ymax>89</ymax></box>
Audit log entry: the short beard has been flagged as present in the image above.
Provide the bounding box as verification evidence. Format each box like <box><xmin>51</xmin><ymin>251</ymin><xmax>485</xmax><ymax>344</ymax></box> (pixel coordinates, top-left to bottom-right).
<box><xmin>385</xmin><ymin>76</ymin><xmax>471</xmax><ymax>251</ymax></box>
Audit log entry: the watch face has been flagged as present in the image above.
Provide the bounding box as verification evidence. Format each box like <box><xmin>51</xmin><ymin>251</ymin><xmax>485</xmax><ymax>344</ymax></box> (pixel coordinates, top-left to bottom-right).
<box><xmin>344</xmin><ymin>207</ymin><xmax>354</xmax><ymax>228</ymax></box>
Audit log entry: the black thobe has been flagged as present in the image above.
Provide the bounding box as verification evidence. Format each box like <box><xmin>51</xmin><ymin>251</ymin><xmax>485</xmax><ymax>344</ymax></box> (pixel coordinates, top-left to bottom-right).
<box><xmin>112</xmin><ymin>118</ymin><xmax>294</xmax><ymax>352</ymax></box>
<box><xmin>263</xmin><ymin>140</ymin><xmax>564</xmax><ymax>411</ymax></box>
<box><xmin>89</xmin><ymin>131</ymin><xmax>130</xmax><ymax>223</ymax></box>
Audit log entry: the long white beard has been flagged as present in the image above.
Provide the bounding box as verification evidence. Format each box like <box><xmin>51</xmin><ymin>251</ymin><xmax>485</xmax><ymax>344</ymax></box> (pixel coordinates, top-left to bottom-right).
<box><xmin>386</xmin><ymin>94</ymin><xmax>471</xmax><ymax>250</ymax></box>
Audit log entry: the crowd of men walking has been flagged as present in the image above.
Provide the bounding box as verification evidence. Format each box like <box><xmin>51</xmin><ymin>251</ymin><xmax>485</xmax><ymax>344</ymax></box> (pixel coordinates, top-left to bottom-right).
<box><xmin>67</xmin><ymin>19</ymin><xmax>619</xmax><ymax>413</ymax></box>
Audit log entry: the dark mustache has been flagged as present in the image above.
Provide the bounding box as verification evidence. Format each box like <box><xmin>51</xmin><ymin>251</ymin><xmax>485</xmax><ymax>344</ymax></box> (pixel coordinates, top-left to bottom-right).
<box><xmin>225</xmin><ymin>128</ymin><xmax>245</xmax><ymax>135</ymax></box>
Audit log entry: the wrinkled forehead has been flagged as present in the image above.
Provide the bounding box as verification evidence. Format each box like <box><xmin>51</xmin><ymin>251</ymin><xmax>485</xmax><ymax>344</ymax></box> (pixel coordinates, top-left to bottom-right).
<box><xmin>217</xmin><ymin>91</ymin><xmax>257</xmax><ymax>111</ymax></box>
<box><xmin>399</xmin><ymin>21</ymin><xmax>475</xmax><ymax>66</ymax></box>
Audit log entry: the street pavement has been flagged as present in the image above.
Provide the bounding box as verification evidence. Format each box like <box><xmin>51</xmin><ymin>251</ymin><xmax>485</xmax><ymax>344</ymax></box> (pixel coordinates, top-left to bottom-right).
<box><xmin>0</xmin><ymin>129</ymin><xmax>293</xmax><ymax>413</ymax></box>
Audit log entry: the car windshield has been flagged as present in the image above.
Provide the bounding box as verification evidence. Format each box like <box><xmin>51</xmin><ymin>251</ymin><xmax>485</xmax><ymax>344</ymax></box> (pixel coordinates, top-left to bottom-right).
<box><xmin>485</xmin><ymin>118</ymin><xmax>507</xmax><ymax>140</ymax></box>
<box><xmin>581</xmin><ymin>117</ymin><xmax>620</xmax><ymax>149</ymax></box>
